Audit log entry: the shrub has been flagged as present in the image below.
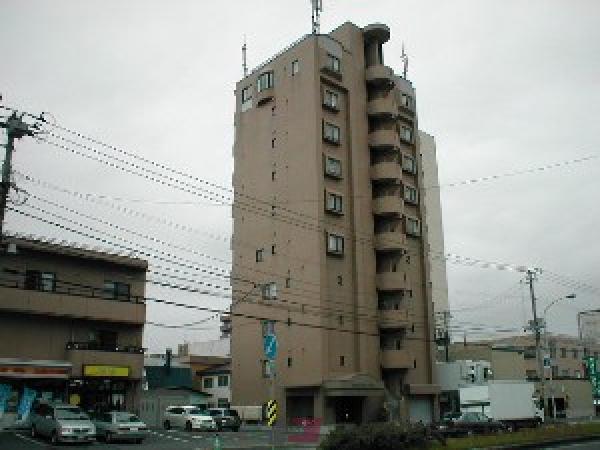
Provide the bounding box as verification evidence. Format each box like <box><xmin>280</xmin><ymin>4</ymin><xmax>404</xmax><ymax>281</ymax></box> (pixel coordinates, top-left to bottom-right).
<box><xmin>319</xmin><ymin>422</ymin><xmax>431</xmax><ymax>450</ymax></box>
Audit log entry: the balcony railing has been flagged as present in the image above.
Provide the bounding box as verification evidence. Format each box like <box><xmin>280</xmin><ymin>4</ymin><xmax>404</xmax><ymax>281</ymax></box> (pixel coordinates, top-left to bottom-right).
<box><xmin>66</xmin><ymin>342</ymin><xmax>145</xmax><ymax>354</ymax></box>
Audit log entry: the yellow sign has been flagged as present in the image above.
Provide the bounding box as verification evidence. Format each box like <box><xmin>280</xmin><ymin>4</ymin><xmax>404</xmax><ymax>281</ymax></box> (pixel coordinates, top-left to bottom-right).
<box><xmin>69</xmin><ymin>393</ymin><xmax>81</xmax><ymax>406</ymax></box>
<box><xmin>83</xmin><ymin>365</ymin><xmax>130</xmax><ymax>377</ymax></box>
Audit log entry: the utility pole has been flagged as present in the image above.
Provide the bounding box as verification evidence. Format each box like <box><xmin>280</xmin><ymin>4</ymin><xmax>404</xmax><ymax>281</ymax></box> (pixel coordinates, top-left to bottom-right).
<box><xmin>0</xmin><ymin>112</ymin><xmax>35</xmax><ymax>241</ymax></box>
<box><xmin>526</xmin><ymin>268</ymin><xmax>546</xmax><ymax>417</ymax></box>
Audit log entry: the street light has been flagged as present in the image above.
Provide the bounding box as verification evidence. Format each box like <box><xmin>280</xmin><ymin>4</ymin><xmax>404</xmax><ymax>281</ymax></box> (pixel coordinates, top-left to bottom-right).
<box><xmin>543</xmin><ymin>293</ymin><xmax>576</xmax><ymax>420</ymax></box>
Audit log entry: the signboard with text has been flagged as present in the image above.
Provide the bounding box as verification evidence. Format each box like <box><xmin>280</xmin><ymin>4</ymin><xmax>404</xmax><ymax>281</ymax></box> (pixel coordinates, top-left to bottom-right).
<box><xmin>83</xmin><ymin>365</ymin><xmax>130</xmax><ymax>377</ymax></box>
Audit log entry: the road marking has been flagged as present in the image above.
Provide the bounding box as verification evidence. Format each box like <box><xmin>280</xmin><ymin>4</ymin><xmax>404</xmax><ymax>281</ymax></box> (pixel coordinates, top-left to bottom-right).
<box><xmin>15</xmin><ymin>433</ymin><xmax>48</xmax><ymax>447</ymax></box>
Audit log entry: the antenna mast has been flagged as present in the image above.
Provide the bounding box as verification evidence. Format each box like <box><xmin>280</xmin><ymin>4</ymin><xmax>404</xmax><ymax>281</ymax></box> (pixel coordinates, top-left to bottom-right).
<box><xmin>311</xmin><ymin>0</ymin><xmax>323</xmax><ymax>34</ymax></box>
<box><xmin>401</xmin><ymin>42</ymin><xmax>409</xmax><ymax>79</ymax></box>
<box><xmin>242</xmin><ymin>35</ymin><xmax>248</xmax><ymax>77</ymax></box>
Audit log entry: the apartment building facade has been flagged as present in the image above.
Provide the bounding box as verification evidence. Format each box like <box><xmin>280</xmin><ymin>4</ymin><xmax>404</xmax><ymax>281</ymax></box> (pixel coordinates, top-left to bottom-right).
<box><xmin>231</xmin><ymin>22</ymin><xmax>440</xmax><ymax>425</ymax></box>
<box><xmin>0</xmin><ymin>235</ymin><xmax>147</xmax><ymax>426</ymax></box>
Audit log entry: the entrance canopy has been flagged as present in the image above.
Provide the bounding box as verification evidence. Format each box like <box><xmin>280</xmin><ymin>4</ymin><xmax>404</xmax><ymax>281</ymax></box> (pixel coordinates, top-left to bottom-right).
<box><xmin>323</xmin><ymin>373</ymin><xmax>385</xmax><ymax>397</ymax></box>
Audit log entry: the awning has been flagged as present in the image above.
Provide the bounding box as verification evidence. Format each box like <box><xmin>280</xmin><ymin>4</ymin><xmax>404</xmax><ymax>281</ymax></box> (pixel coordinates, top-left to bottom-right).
<box><xmin>323</xmin><ymin>373</ymin><xmax>385</xmax><ymax>397</ymax></box>
<box><xmin>0</xmin><ymin>358</ymin><xmax>72</xmax><ymax>379</ymax></box>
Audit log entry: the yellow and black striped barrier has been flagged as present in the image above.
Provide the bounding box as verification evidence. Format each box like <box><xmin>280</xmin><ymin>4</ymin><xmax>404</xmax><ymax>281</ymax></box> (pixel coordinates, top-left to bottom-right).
<box><xmin>266</xmin><ymin>399</ymin><xmax>277</xmax><ymax>426</ymax></box>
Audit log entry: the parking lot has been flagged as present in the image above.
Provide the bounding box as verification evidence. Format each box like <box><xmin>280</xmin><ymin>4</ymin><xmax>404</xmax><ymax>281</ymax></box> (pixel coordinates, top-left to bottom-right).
<box><xmin>0</xmin><ymin>428</ymin><xmax>318</xmax><ymax>450</ymax></box>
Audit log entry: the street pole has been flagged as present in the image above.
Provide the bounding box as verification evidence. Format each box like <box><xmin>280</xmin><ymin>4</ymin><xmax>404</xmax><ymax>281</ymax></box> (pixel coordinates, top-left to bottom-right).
<box><xmin>0</xmin><ymin>112</ymin><xmax>34</xmax><ymax>241</ymax></box>
<box><xmin>527</xmin><ymin>269</ymin><xmax>546</xmax><ymax>417</ymax></box>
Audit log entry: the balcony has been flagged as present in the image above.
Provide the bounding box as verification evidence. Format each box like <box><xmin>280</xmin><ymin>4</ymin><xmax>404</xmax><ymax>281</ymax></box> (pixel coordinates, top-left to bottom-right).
<box><xmin>366</xmin><ymin>64</ymin><xmax>395</xmax><ymax>88</ymax></box>
<box><xmin>369</xmin><ymin>129</ymin><xmax>400</xmax><ymax>150</ymax></box>
<box><xmin>66</xmin><ymin>343</ymin><xmax>144</xmax><ymax>379</ymax></box>
<box><xmin>374</xmin><ymin>230</ymin><xmax>406</xmax><ymax>252</ymax></box>
<box><xmin>256</xmin><ymin>87</ymin><xmax>274</xmax><ymax>106</ymax></box>
<box><xmin>370</xmin><ymin>161</ymin><xmax>401</xmax><ymax>183</ymax></box>
<box><xmin>372</xmin><ymin>195</ymin><xmax>403</xmax><ymax>216</ymax></box>
<box><xmin>381</xmin><ymin>349</ymin><xmax>413</xmax><ymax>370</ymax></box>
<box><xmin>376</xmin><ymin>272</ymin><xmax>407</xmax><ymax>291</ymax></box>
<box><xmin>367</xmin><ymin>96</ymin><xmax>397</xmax><ymax>120</ymax></box>
<box><xmin>0</xmin><ymin>275</ymin><xmax>145</xmax><ymax>325</ymax></box>
<box><xmin>378</xmin><ymin>308</ymin><xmax>411</xmax><ymax>330</ymax></box>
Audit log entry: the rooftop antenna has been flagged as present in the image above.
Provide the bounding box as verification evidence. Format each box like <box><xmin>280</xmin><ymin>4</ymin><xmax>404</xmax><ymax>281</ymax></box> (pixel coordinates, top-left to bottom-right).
<box><xmin>242</xmin><ymin>35</ymin><xmax>248</xmax><ymax>77</ymax></box>
<box><xmin>311</xmin><ymin>0</ymin><xmax>323</xmax><ymax>34</ymax></box>
<box><xmin>401</xmin><ymin>42</ymin><xmax>409</xmax><ymax>79</ymax></box>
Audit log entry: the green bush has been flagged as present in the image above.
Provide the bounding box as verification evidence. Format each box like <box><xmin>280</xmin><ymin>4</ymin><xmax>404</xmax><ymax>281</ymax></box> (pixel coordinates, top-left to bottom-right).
<box><xmin>319</xmin><ymin>422</ymin><xmax>431</xmax><ymax>450</ymax></box>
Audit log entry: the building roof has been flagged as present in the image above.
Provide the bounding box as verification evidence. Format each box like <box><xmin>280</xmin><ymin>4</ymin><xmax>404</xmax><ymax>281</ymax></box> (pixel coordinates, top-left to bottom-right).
<box><xmin>4</xmin><ymin>234</ymin><xmax>148</xmax><ymax>270</ymax></box>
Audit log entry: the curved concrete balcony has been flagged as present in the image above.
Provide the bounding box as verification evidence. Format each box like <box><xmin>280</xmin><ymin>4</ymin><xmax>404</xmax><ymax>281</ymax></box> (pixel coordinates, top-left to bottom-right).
<box><xmin>366</xmin><ymin>64</ymin><xmax>395</xmax><ymax>88</ymax></box>
<box><xmin>378</xmin><ymin>308</ymin><xmax>410</xmax><ymax>330</ymax></box>
<box><xmin>367</xmin><ymin>96</ymin><xmax>397</xmax><ymax>120</ymax></box>
<box><xmin>374</xmin><ymin>230</ymin><xmax>406</xmax><ymax>252</ymax></box>
<box><xmin>256</xmin><ymin>87</ymin><xmax>274</xmax><ymax>106</ymax></box>
<box><xmin>363</xmin><ymin>23</ymin><xmax>391</xmax><ymax>43</ymax></box>
<box><xmin>376</xmin><ymin>272</ymin><xmax>407</xmax><ymax>291</ymax></box>
<box><xmin>381</xmin><ymin>349</ymin><xmax>413</xmax><ymax>370</ymax></box>
<box><xmin>372</xmin><ymin>195</ymin><xmax>403</xmax><ymax>216</ymax></box>
<box><xmin>369</xmin><ymin>129</ymin><xmax>400</xmax><ymax>150</ymax></box>
<box><xmin>370</xmin><ymin>161</ymin><xmax>401</xmax><ymax>183</ymax></box>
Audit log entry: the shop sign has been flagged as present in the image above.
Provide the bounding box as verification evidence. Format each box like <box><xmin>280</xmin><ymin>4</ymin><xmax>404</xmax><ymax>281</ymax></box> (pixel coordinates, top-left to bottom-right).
<box><xmin>83</xmin><ymin>365</ymin><xmax>130</xmax><ymax>377</ymax></box>
<box><xmin>0</xmin><ymin>366</ymin><xmax>70</xmax><ymax>378</ymax></box>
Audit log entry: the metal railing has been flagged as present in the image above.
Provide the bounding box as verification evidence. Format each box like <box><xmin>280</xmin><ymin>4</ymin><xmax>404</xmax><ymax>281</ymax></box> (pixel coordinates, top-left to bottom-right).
<box><xmin>66</xmin><ymin>341</ymin><xmax>145</xmax><ymax>354</ymax></box>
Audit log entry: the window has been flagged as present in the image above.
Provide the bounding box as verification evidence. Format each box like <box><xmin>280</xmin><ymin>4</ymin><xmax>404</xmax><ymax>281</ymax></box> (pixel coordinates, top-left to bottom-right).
<box><xmin>406</xmin><ymin>218</ymin><xmax>420</xmax><ymax>237</ymax></box>
<box><xmin>218</xmin><ymin>375</ymin><xmax>229</xmax><ymax>387</ymax></box>
<box><xmin>572</xmin><ymin>349</ymin><xmax>579</xmax><ymax>359</ymax></box>
<box><xmin>325</xmin><ymin>192</ymin><xmax>343</xmax><ymax>214</ymax></box>
<box><xmin>203</xmin><ymin>377</ymin><xmax>214</xmax><ymax>389</ymax></box>
<box><xmin>561</xmin><ymin>369</ymin><xmax>570</xmax><ymax>377</ymax></box>
<box><xmin>261</xmin><ymin>282</ymin><xmax>277</xmax><ymax>300</ymax></box>
<box><xmin>271</xmin><ymin>171</ymin><xmax>276</xmax><ymax>181</ymax></box>
<box><xmin>402</xmin><ymin>154</ymin><xmax>416</xmax><ymax>174</ymax></box>
<box><xmin>575</xmin><ymin>370</ymin><xmax>582</xmax><ymax>378</ymax></box>
<box><xmin>323</xmin><ymin>122</ymin><xmax>340</xmax><ymax>144</ymax></box>
<box><xmin>325</xmin><ymin>156</ymin><xmax>342</xmax><ymax>178</ymax></box>
<box><xmin>400</xmin><ymin>93</ymin><xmax>412</xmax><ymax>109</ymax></box>
<box><xmin>25</xmin><ymin>270</ymin><xmax>55</xmax><ymax>292</ymax></box>
<box><xmin>327</xmin><ymin>233</ymin><xmax>344</xmax><ymax>255</ymax></box>
<box><xmin>323</xmin><ymin>90</ymin><xmax>339</xmax><ymax>110</ymax></box>
<box><xmin>291</xmin><ymin>59</ymin><xmax>299</xmax><ymax>75</ymax></box>
<box><xmin>404</xmin><ymin>185</ymin><xmax>418</xmax><ymax>204</ymax></box>
<box><xmin>287</xmin><ymin>357</ymin><xmax>292</xmax><ymax>367</ymax></box>
<box><xmin>271</xmin><ymin>245</ymin><xmax>276</xmax><ymax>255</ymax></box>
<box><xmin>257</xmin><ymin>71</ymin><xmax>274</xmax><ymax>92</ymax></box>
<box><xmin>103</xmin><ymin>281</ymin><xmax>130</xmax><ymax>301</ymax></box>
<box><xmin>339</xmin><ymin>355</ymin><xmax>345</xmax><ymax>367</ymax></box>
<box><xmin>256</xmin><ymin>249</ymin><xmax>264</xmax><ymax>262</ymax></box>
<box><xmin>561</xmin><ymin>348</ymin><xmax>567</xmax><ymax>358</ymax></box>
<box><xmin>326</xmin><ymin>53</ymin><xmax>341</xmax><ymax>73</ymax></box>
<box><xmin>550</xmin><ymin>347</ymin><xmax>557</xmax><ymax>358</ymax></box>
<box><xmin>337</xmin><ymin>275</ymin><xmax>343</xmax><ymax>286</ymax></box>
<box><xmin>241</xmin><ymin>86</ymin><xmax>252</xmax><ymax>104</ymax></box>
<box><xmin>400</xmin><ymin>125</ymin><xmax>412</xmax><ymax>143</ymax></box>
<box><xmin>526</xmin><ymin>369</ymin><xmax>537</xmax><ymax>380</ymax></box>
<box><xmin>217</xmin><ymin>398</ymin><xmax>229</xmax><ymax>408</ymax></box>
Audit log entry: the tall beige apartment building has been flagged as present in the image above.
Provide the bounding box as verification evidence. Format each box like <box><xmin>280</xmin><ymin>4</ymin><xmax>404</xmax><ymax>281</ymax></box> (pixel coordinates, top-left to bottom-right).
<box><xmin>231</xmin><ymin>22</ymin><xmax>441</xmax><ymax>425</ymax></box>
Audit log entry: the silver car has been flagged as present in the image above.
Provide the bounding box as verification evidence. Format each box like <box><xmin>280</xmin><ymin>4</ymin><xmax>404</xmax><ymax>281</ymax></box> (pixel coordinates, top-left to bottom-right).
<box><xmin>30</xmin><ymin>401</ymin><xmax>95</xmax><ymax>444</ymax></box>
<box><xmin>94</xmin><ymin>411</ymin><xmax>147</xmax><ymax>443</ymax></box>
<box><xmin>163</xmin><ymin>405</ymin><xmax>217</xmax><ymax>431</ymax></box>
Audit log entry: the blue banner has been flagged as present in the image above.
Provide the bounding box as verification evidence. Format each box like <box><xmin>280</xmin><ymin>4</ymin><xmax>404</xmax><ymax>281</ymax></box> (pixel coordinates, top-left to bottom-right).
<box><xmin>0</xmin><ymin>384</ymin><xmax>11</xmax><ymax>415</ymax></box>
<box><xmin>17</xmin><ymin>387</ymin><xmax>37</xmax><ymax>421</ymax></box>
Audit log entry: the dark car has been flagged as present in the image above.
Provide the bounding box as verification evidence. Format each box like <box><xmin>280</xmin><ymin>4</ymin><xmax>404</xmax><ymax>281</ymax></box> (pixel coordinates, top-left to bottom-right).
<box><xmin>438</xmin><ymin>411</ymin><xmax>506</xmax><ymax>436</ymax></box>
<box><xmin>207</xmin><ymin>408</ymin><xmax>241</xmax><ymax>432</ymax></box>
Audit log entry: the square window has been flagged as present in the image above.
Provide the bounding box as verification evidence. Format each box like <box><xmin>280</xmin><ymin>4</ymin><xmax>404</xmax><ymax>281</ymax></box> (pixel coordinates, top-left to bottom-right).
<box><xmin>323</xmin><ymin>90</ymin><xmax>339</xmax><ymax>110</ymax></box>
<box><xmin>291</xmin><ymin>59</ymin><xmax>299</xmax><ymax>76</ymax></box>
<box><xmin>325</xmin><ymin>156</ymin><xmax>342</xmax><ymax>177</ymax></box>
<box><xmin>325</xmin><ymin>192</ymin><xmax>343</xmax><ymax>214</ymax></box>
<box><xmin>402</xmin><ymin>154</ymin><xmax>417</xmax><ymax>174</ymax></box>
<box><xmin>103</xmin><ymin>281</ymin><xmax>130</xmax><ymax>301</ymax></box>
<box><xmin>323</xmin><ymin>122</ymin><xmax>340</xmax><ymax>144</ymax></box>
<box><xmin>404</xmin><ymin>185</ymin><xmax>418</xmax><ymax>205</ymax></box>
<box><xmin>257</xmin><ymin>71</ymin><xmax>274</xmax><ymax>92</ymax></box>
<box><xmin>327</xmin><ymin>233</ymin><xmax>344</xmax><ymax>255</ymax></box>
<box><xmin>262</xmin><ymin>282</ymin><xmax>277</xmax><ymax>300</ymax></box>
<box><xmin>218</xmin><ymin>375</ymin><xmax>229</xmax><ymax>387</ymax></box>
<box><xmin>203</xmin><ymin>377</ymin><xmax>214</xmax><ymax>389</ymax></box>
<box><xmin>406</xmin><ymin>218</ymin><xmax>420</xmax><ymax>237</ymax></box>
<box><xmin>400</xmin><ymin>126</ymin><xmax>412</xmax><ymax>143</ymax></box>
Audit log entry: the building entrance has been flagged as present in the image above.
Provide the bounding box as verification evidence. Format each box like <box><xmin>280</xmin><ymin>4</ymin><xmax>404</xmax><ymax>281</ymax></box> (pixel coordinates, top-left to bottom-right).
<box><xmin>333</xmin><ymin>397</ymin><xmax>363</xmax><ymax>424</ymax></box>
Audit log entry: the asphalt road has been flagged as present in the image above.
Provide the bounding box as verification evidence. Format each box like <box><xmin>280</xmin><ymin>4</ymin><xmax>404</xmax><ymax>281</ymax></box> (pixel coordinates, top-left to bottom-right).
<box><xmin>540</xmin><ymin>440</ymin><xmax>600</xmax><ymax>450</ymax></box>
<box><xmin>0</xmin><ymin>428</ymin><xmax>318</xmax><ymax>450</ymax></box>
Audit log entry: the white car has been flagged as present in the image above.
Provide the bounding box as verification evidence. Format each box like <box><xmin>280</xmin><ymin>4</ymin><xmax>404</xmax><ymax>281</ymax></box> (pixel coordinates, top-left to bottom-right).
<box><xmin>163</xmin><ymin>406</ymin><xmax>217</xmax><ymax>431</ymax></box>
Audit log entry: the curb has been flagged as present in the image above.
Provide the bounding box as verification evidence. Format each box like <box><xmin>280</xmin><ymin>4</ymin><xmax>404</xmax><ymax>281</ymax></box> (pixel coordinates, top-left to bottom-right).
<box><xmin>484</xmin><ymin>434</ymin><xmax>600</xmax><ymax>449</ymax></box>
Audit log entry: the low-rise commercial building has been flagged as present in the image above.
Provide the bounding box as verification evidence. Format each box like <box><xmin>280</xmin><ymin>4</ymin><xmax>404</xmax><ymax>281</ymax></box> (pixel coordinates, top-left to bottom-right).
<box><xmin>0</xmin><ymin>235</ymin><xmax>147</xmax><ymax>427</ymax></box>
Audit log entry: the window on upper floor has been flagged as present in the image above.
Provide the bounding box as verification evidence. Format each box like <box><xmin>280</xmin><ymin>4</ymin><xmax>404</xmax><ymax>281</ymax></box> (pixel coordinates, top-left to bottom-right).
<box><xmin>323</xmin><ymin>89</ymin><xmax>339</xmax><ymax>110</ymax></box>
<box><xmin>25</xmin><ymin>270</ymin><xmax>56</xmax><ymax>292</ymax></box>
<box><xmin>325</xmin><ymin>192</ymin><xmax>343</xmax><ymax>214</ymax></box>
<box><xmin>103</xmin><ymin>281</ymin><xmax>130</xmax><ymax>301</ymax></box>
<box><xmin>256</xmin><ymin>248</ymin><xmax>264</xmax><ymax>262</ymax></box>
<box><xmin>257</xmin><ymin>71</ymin><xmax>274</xmax><ymax>92</ymax></box>
<box><xmin>406</xmin><ymin>217</ymin><xmax>420</xmax><ymax>237</ymax></box>
<box><xmin>326</xmin><ymin>53</ymin><xmax>341</xmax><ymax>73</ymax></box>
<box><xmin>323</xmin><ymin>122</ymin><xmax>340</xmax><ymax>144</ymax></box>
<box><xmin>291</xmin><ymin>59</ymin><xmax>299</xmax><ymax>76</ymax></box>
<box><xmin>326</xmin><ymin>233</ymin><xmax>344</xmax><ymax>255</ymax></box>
<box><xmin>561</xmin><ymin>348</ymin><xmax>567</xmax><ymax>358</ymax></box>
<box><xmin>325</xmin><ymin>156</ymin><xmax>342</xmax><ymax>178</ymax></box>
<box><xmin>404</xmin><ymin>185</ymin><xmax>418</xmax><ymax>205</ymax></box>
<box><xmin>261</xmin><ymin>282</ymin><xmax>277</xmax><ymax>300</ymax></box>
<box><xmin>402</xmin><ymin>154</ymin><xmax>417</xmax><ymax>174</ymax></box>
<box><xmin>572</xmin><ymin>348</ymin><xmax>579</xmax><ymax>359</ymax></box>
<box><xmin>203</xmin><ymin>377</ymin><xmax>214</xmax><ymax>389</ymax></box>
<box><xmin>400</xmin><ymin>93</ymin><xmax>412</xmax><ymax>109</ymax></box>
<box><xmin>400</xmin><ymin>125</ymin><xmax>412</xmax><ymax>143</ymax></box>
<box><xmin>218</xmin><ymin>375</ymin><xmax>229</xmax><ymax>387</ymax></box>
<box><xmin>241</xmin><ymin>86</ymin><xmax>252</xmax><ymax>104</ymax></box>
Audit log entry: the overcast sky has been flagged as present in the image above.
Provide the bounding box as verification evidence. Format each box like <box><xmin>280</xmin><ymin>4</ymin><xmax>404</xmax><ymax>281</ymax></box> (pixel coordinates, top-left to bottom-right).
<box><xmin>2</xmin><ymin>0</ymin><xmax>599</xmax><ymax>352</ymax></box>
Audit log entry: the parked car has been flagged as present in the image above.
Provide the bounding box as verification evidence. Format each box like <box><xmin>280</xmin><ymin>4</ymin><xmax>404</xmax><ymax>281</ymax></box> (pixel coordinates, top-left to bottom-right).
<box><xmin>207</xmin><ymin>408</ymin><xmax>241</xmax><ymax>432</ymax></box>
<box><xmin>438</xmin><ymin>411</ymin><xmax>507</xmax><ymax>437</ymax></box>
<box><xmin>30</xmin><ymin>401</ymin><xmax>96</xmax><ymax>444</ymax></box>
<box><xmin>94</xmin><ymin>411</ymin><xmax>147</xmax><ymax>443</ymax></box>
<box><xmin>163</xmin><ymin>405</ymin><xmax>217</xmax><ymax>431</ymax></box>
